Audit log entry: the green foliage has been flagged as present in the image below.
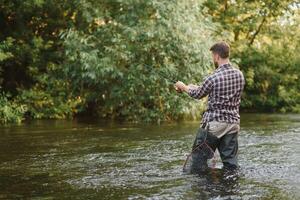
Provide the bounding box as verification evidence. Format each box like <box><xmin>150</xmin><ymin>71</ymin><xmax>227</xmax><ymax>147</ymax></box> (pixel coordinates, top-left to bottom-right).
<box><xmin>0</xmin><ymin>0</ymin><xmax>76</xmax><ymax>93</ymax></box>
<box><xmin>237</xmin><ymin>45</ymin><xmax>300</xmax><ymax>112</ymax></box>
<box><xmin>0</xmin><ymin>0</ymin><xmax>299</xmax><ymax>124</ymax></box>
<box><xmin>61</xmin><ymin>0</ymin><xmax>215</xmax><ymax>122</ymax></box>
<box><xmin>236</xmin><ymin>12</ymin><xmax>300</xmax><ymax>113</ymax></box>
<box><xmin>0</xmin><ymin>0</ymin><xmax>83</xmax><ymax>123</ymax></box>
<box><xmin>16</xmin><ymin>87</ymin><xmax>81</xmax><ymax>119</ymax></box>
<box><xmin>0</xmin><ymin>37</ymin><xmax>14</xmax><ymax>62</ymax></box>
<box><xmin>15</xmin><ymin>61</ymin><xmax>83</xmax><ymax>119</ymax></box>
<box><xmin>203</xmin><ymin>0</ymin><xmax>300</xmax><ymax>113</ymax></box>
<box><xmin>0</xmin><ymin>93</ymin><xmax>27</xmax><ymax>124</ymax></box>
<box><xmin>202</xmin><ymin>0</ymin><xmax>298</xmax><ymax>45</ymax></box>
<box><xmin>0</xmin><ymin>0</ymin><xmax>215</xmax><ymax>123</ymax></box>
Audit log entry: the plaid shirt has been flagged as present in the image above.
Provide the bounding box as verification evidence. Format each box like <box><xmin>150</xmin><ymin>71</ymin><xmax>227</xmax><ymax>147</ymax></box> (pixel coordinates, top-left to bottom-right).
<box><xmin>188</xmin><ymin>63</ymin><xmax>245</xmax><ymax>124</ymax></box>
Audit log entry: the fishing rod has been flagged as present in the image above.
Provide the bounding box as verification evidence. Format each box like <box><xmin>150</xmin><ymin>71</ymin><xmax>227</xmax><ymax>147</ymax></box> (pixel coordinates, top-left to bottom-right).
<box><xmin>157</xmin><ymin>71</ymin><xmax>186</xmax><ymax>94</ymax></box>
<box><xmin>157</xmin><ymin>70</ymin><xmax>177</xmax><ymax>84</ymax></box>
<box><xmin>144</xmin><ymin>64</ymin><xmax>177</xmax><ymax>84</ymax></box>
<box><xmin>144</xmin><ymin>64</ymin><xmax>186</xmax><ymax>94</ymax></box>
<box><xmin>144</xmin><ymin>64</ymin><xmax>198</xmax><ymax>97</ymax></box>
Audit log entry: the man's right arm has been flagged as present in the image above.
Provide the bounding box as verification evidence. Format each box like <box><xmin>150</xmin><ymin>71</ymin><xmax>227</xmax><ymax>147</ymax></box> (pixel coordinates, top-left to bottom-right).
<box><xmin>187</xmin><ymin>77</ymin><xmax>213</xmax><ymax>99</ymax></box>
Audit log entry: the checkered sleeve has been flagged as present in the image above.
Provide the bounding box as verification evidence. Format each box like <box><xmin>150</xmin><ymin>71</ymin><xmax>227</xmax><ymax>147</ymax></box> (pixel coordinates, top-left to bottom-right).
<box><xmin>188</xmin><ymin>77</ymin><xmax>213</xmax><ymax>99</ymax></box>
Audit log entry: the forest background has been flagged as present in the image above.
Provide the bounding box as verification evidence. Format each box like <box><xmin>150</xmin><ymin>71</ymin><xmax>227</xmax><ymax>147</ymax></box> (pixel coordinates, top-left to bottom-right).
<box><xmin>0</xmin><ymin>0</ymin><xmax>299</xmax><ymax>124</ymax></box>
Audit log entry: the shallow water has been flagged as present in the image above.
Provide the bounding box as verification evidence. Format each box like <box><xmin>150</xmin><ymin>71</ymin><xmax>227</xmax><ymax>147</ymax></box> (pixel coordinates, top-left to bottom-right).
<box><xmin>0</xmin><ymin>114</ymin><xmax>299</xmax><ymax>199</ymax></box>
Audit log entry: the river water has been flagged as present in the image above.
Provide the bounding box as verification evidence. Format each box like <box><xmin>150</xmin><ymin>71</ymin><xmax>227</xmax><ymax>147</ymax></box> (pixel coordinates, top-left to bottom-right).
<box><xmin>0</xmin><ymin>114</ymin><xmax>299</xmax><ymax>199</ymax></box>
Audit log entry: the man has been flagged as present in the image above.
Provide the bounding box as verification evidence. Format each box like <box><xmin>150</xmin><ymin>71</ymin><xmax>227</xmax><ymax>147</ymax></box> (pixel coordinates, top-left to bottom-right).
<box><xmin>175</xmin><ymin>42</ymin><xmax>245</xmax><ymax>171</ymax></box>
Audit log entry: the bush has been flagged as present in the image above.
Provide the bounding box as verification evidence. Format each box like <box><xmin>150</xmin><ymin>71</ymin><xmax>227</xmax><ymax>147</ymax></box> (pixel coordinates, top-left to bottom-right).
<box><xmin>16</xmin><ymin>88</ymin><xmax>81</xmax><ymax>120</ymax></box>
<box><xmin>15</xmin><ymin>70</ymin><xmax>83</xmax><ymax>120</ymax></box>
<box><xmin>62</xmin><ymin>0</ymin><xmax>215</xmax><ymax>122</ymax></box>
<box><xmin>0</xmin><ymin>93</ymin><xmax>27</xmax><ymax>124</ymax></box>
<box><xmin>237</xmin><ymin>45</ymin><xmax>300</xmax><ymax>113</ymax></box>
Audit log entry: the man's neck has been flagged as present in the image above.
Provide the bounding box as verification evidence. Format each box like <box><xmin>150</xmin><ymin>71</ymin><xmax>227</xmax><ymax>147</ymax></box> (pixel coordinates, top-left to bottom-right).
<box><xmin>218</xmin><ymin>59</ymin><xmax>230</xmax><ymax>67</ymax></box>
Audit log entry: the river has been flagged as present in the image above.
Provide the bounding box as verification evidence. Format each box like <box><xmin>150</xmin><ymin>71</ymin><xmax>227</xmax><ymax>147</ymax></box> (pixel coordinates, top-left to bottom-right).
<box><xmin>0</xmin><ymin>114</ymin><xmax>299</xmax><ymax>199</ymax></box>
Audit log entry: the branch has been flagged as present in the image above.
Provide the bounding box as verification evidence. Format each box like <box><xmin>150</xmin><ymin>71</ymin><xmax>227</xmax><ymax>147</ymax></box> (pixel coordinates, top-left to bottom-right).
<box><xmin>248</xmin><ymin>16</ymin><xmax>267</xmax><ymax>46</ymax></box>
<box><xmin>224</xmin><ymin>0</ymin><xmax>228</xmax><ymax>11</ymax></box>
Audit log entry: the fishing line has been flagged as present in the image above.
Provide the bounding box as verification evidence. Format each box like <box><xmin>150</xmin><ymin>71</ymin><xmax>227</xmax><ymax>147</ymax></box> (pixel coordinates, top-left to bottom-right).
<box><xmin>143</xmin><ymin>64</ymin><xmax>202</xmax><ymax>101</ymax></box>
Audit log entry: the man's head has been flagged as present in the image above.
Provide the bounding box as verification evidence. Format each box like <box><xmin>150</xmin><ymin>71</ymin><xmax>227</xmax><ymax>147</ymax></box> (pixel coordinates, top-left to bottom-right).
<box><xmin>209</xmin><ymin>42</ymin><xmax>230</xmax><ymax>68</ymax></box>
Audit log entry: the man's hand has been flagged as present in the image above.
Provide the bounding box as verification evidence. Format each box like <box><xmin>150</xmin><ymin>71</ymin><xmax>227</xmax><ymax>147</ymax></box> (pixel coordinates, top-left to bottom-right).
<box><xmin>175</xmin><ymin>81</ymin><xmax>189</xmax><ymax>93</ymax></box>
<box><xmin>174</xmin><ymin>85</ymin><xmax>182</xmax><ymax>93</ymax></box>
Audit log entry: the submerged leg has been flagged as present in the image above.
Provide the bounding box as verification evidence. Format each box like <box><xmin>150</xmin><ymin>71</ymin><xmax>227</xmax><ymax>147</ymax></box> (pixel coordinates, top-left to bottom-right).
<box><xmin>218</xmin><ymin>132</ymin><xmax>239</xmax><ymax>170</ymax></box>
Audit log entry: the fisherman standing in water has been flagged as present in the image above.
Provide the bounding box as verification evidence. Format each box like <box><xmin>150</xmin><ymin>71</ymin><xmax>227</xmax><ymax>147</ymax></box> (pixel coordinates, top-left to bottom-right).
<box><xmin>175</xmin><ymin>42</ymin><xmax>245</xmax><ymax>172</ymax></box>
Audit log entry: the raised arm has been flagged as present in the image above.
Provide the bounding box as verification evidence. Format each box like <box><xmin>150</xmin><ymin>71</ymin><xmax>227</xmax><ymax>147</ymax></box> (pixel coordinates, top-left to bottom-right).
<box><xmin>175</xmin><ymin>77</ymin><xmax>213</xmax><ymax>99</ymax></box>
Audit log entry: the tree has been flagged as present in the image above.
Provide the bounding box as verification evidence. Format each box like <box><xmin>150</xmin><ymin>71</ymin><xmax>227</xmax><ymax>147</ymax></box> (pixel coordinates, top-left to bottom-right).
<box><xmin>0</xmin><ymin>0</ymin><xmax>82</xmax><ymax>121</ymax></box>
<box><xmin>202</xmin><ymin>0</ymin><xmax>300</xmax><ymax>112</ymax></box>
<box><xmin>203</xmin><ymin>0</ymin><xmax>298</xmax><ymax>45</ymax></box>
<box><xmin>0</xmin><ymin>0</ymin><xmax>217</xmax><ymax>123</ymax></box>
<box><xmin>62</xmin><ymin>0</ymin><xmax>216</xmax><ymax>122</ymax></box>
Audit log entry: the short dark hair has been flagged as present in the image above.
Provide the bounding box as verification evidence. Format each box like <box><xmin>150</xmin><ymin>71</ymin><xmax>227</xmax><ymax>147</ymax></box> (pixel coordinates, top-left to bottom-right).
<box><xmin>209</xmin><ymin>42</ymin><xmax>230</xmax><ymax>58</ymax></box>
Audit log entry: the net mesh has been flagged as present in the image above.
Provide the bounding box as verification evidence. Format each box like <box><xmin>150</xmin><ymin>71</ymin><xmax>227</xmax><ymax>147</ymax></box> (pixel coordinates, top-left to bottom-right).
<box><xmin>183</xmin><ymin>136</ymin><xmax>216</xmax><ymax>173</ymax></box>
